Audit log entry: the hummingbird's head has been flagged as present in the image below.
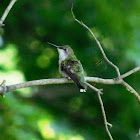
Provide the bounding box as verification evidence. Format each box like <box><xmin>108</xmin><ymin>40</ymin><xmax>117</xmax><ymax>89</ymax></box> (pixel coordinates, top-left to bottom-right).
<box><xmin>58</xmin><ymin>45</ymin><xmax>74</xmax><ymax>55</ymax></box>
<box><xmin>47</xmin><ymin>42</ymin><xmax>74</xmax><ymax>61</ymax></box>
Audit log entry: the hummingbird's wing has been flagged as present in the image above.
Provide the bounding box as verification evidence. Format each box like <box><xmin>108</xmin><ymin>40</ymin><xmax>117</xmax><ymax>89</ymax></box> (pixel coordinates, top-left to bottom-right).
<box><xmin>62</xmin><ymin>60</ymin><xmax>87</xmax><ymax>91</ymax></box>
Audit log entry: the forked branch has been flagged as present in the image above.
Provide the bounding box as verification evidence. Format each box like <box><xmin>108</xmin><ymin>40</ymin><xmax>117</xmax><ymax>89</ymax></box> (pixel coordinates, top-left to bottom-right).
<box><xmin>71</xmin><ymin>4</ymin><xmax>121</xmax><ymax>78</ymax></box>
<box><xmin>71</xmin><ymin>4</ymin><xmax>140</xmax><ymax>140</ymax></box>
<box><xmin>71</xmin><ymin>5</ymin><xmax>140</xmax><ymax>104</ymax></box>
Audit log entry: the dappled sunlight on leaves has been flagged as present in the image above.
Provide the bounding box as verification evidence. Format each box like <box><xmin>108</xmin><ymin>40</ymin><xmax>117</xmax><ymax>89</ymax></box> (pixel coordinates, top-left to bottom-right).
<box><xmin>36</xmin><ymin>55</ymin><xmax>51</xmax><ymax>69</ymax></box>
<box><xmin>0</xmin><ymin>71</ymin><xmax>25</xmax><ymax>84</ymax></box>
<box><xmin>36</xmin><ymin>47</ymin><xmax>56</xmax><ymax>69</ymax></box>
<box><xmin>0</xmin><ymin>44</ymin><xmax>18</xmax><ymax>70</ymax></box>
<box><xmin>38</xmin><ymin>119</ymin><xmax>55</xmax><ymax>139</ymax></box>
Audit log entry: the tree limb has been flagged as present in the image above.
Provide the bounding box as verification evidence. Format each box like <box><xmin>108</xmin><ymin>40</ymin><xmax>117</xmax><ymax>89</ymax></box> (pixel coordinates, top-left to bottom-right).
<box><xmin>0</xmin><ymin>0</ymin><xmax>17</xmax><ymax>26</ymax></box>
<box><xmin>1</xmin><ymin>77</ymin><xmax>109</xmax><ymax>96</ymax></box>
<box><xmin>0</xmin><ymin>73</ymin><xmax>139</xmax><ymax>102</ymax></box>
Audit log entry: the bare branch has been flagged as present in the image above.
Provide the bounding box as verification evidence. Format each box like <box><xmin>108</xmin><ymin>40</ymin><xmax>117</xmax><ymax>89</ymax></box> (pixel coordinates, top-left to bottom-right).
<box><xmin>0</xmin><ymin>73</ymin><xmax>139</xmax><ymax>101</ymax></box>
<box><xmin>121</xmin><ymin>81</ymin><xmax>140</xmax><ymax>104</ymax></box>
<box><xmin>71</xmin><ymin>4</ymin><xmax>121</xmax><ymax>78</ymax></box>
<box><xmin>121</xmin><ymin>66</ymin><xmax>140</xmax><ymax>79</ymax></box>
<box><xmin>86</xmin><ymin>82</ymin><xmax>103</xmax><ymax>94</ymax></box>
<box><xmin>71</xmin><ymin>4</ymin><xmax>140</xmax><ymax>139</ymax></box>
<box><xmin>0</xmin><ymin>76</ymin><xmax>122</xmax><ymax>97</ymax></box>
<box><xmin>86</xmin><ymin>77</ymin><xmax>120</xmax><ymax>84</ymax></box>
<box><xmin>0</xmin><ymin>0</ymin><xmax>17</xmax><ymax>26</ymax></box>
<box><xmin>97</xmin><ymin>93</ymin><xmax>113</xmax><ymax>140</ymax></box>
<box><xmin>70</xmin><ymin>5</ymin><xmax>140</xmax><ymax>103</ymax></box>
<box><xmin>0</xmin><ymin>77</ymin><xmax>107</xmax><ymax>96</ymax></box>
<box><xmin>86</xmin><ymin>82</ymin><xmax>113</xmax><ymax>139</ymax></box>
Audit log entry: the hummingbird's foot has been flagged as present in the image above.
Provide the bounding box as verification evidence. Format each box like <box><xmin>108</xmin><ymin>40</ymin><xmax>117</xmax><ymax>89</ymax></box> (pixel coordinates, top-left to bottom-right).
<box><xmin>80</xmin><ymin>89</ymin><xmax>86</xmax><ymax>92</ymax></box>
<box><xmin>66</xmin><ymin>76</ymin><xmax>71</xmax><ymax>81</ymax></box>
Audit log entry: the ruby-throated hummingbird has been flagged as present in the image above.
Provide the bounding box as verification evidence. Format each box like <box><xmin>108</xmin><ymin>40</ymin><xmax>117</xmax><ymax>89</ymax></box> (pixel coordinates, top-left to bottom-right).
<box><xmin>47</xmin><ymin>42</ymin><xmax>87</xmax><ymax>92</ymax></box>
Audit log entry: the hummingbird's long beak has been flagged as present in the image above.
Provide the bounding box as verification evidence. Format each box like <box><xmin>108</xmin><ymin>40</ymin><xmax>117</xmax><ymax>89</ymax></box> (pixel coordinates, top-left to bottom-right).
<box><xmin>47</xmin><ymin>42</ymin><xmax>59</xmax><ymax>48</ymax></box>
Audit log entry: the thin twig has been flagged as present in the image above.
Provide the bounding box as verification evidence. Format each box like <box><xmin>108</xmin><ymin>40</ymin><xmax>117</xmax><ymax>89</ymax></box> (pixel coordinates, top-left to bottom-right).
<box><xmin>121</xmin><ymin>81</ymin><xmax>140</xmax><ymax>104</ymax></box>
<box><xmin>97</xmin><ymin>93</ymin><xmax>113</xmax><ymax>140</ymax></box>
<box><xmin>71</xmin><ymin>4</ymin><xmax>121</xmax><ymax>78</ymax></box>
<box><xmin>86</xmin><ymin>81</ymin><xmax>113</xmax><ymax>139</ymax></box>
<box><xmin>0</xmin><ymin>0</ymin><xmax>17</xmax><ymax>26</ymax></box>
<box><xmin>86</xmin><ymin>82</ymin><xmax>113</xmax><ymax>139</ymax></box>
<box><xmin>121</xmin><ymin>66</ymin><xmax>140</xmax><ymax>79</ymax></box>
<box><xmin>86</xmin><ymin>82</ymin><xmax>103</xmax><ymax>94</ymax></box>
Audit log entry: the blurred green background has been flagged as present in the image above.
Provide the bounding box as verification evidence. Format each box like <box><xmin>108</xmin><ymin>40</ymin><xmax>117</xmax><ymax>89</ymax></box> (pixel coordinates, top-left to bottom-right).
<box><xmin>0</xmin><ymin>0</ymin><xmax>140</xmax><ymax>140</ymax></box>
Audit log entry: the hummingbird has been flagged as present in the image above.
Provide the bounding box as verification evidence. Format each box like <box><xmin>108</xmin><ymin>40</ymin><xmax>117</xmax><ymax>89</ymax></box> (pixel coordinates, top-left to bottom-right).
<box><xmin>47</xmin><ymin>42</ymin><xmax>87</xmax><ymax>92</ymax></box>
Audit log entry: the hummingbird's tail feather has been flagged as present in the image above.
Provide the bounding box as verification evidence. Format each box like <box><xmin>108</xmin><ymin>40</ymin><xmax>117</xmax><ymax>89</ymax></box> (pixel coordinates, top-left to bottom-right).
<box><xmin>64</xmin><ymin>68</ymin><xmax>87</xmax><ymax>92</ymax></box>
<box><xmin>68</xmin><ymin>73</ymin><xmax>86</xmax><ymax>90</ymax></box>
<box><xmin>80</xmin><ymin>89</ymin><xmax>86</xmax><ymax>92</ymax></box>
<box><xmin>74</xmin><ymin>80</ymin><xmax>87</xmax><ymax>92</ymax></box>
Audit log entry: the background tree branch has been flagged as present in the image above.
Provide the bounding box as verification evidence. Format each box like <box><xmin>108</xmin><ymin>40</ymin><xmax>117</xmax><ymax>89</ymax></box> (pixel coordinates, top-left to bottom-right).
<box><xmin>0</xmin><ymin>0</ymin><xmax>17</xmax><ymax>26</ymax></box>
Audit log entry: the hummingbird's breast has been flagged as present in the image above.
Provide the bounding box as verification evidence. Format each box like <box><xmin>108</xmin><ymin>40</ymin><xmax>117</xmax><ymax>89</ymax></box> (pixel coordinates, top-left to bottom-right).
<box><xmin>58</xmin><ymin>49</ymin><xmax>68</xmax><ymax>62</ymax></box>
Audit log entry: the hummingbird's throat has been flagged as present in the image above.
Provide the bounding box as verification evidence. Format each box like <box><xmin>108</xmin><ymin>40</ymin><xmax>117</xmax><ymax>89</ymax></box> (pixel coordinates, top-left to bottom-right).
<box><xmin>58</xmin><ymin>49</ymin><xmax>68</xmax><ymax>61</ymax></box>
